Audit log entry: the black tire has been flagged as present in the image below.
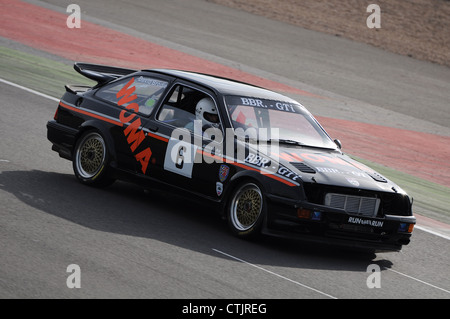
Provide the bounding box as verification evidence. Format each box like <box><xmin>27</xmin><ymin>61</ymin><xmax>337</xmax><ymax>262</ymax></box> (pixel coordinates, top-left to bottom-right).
<box><xmin>227</xmin><ymin>182</ymin><xmax>266</xmax><ymax>238</ymax></box>
<box><xmin>72</xmin><ymin>130</ymin><xmax>115</xmax><ymax>187</ymax></box>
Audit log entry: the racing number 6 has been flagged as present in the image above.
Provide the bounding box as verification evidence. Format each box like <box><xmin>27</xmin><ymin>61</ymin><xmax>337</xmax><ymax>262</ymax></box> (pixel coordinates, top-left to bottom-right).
<box><xmin>164</xmin><ymin>138</ymin><xmax>196</xmax><ymax>178</ymax></box>
<box><xmin>175</xmin><ymin>145</ymin><xmax>186</xmax><ymax>169</ymax></box>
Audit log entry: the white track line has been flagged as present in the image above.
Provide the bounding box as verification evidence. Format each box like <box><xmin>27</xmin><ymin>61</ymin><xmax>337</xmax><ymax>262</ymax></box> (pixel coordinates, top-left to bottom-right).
<box><xmin>212</xmin><ymin>248</ymin><xmax>337</xmax><ymax>299</ymax></box>
<box><xmin>386</xmin><ymin>268</ymin><xmax>450</xmax><ymax>295</ymax></box>
<box><xmin>215</xmin><ymin>248</ymin><xmax>450</xmax><ymax>297</ymax></box>
<box><xmin>0</xmin><ymin>78</ymin><xmax>60</xmax><ymax>102</ymax></box>
<box><xmin>415</xmin><ymin>225</ymin><xmax>450</xmax><ymax>241</ymax></box>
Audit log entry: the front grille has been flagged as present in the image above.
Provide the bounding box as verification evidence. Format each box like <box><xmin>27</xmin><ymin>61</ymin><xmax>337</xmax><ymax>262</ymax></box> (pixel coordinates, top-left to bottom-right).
<box><xmin>303</xmin><ymin>183</ymin><xmax>412</xmax><ymax>217</ymax></box>
<box><xmin>324</xmin><ymin>193</ymin><xmax>380</xmax><ymax>217</ymax></box>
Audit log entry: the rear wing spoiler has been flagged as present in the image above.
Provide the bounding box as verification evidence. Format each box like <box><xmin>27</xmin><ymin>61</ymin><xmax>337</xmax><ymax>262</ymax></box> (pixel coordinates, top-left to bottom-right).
<box><xmin>73</xmin><ymin>62</ymin><xmax>138</xmax><ymax>85</ymax></box>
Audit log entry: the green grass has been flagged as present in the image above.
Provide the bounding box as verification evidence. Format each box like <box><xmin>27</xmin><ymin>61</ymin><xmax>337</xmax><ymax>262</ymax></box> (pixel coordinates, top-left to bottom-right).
<box><xmin>351</xmin><ymin>155</ymin><xmax>450</xmax><ymax>224</ymax></box>
<box><xmin>0</xmin><ymin>46</ymin><xmax>93</xmax><ymax>98</ymax></box>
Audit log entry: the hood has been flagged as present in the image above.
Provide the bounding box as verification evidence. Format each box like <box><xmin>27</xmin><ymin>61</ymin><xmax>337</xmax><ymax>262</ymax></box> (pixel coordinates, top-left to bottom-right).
<box><xmin>276</xmin><ymin>147</ymin><xmax>405</xmax><ymax>194</ymax></box>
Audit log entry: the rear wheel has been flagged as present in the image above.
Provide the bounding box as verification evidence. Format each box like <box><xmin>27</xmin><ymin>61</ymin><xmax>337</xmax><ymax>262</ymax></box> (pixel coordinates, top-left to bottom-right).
<box><xmin>227</xmin><ymin>182</ymin><xmax>266</xmax><ymax>238</ymax></box>
<box><xmin>73</xmin><ymin>130</ymin><xmax>115</xmax><ymax>187</ymax></box>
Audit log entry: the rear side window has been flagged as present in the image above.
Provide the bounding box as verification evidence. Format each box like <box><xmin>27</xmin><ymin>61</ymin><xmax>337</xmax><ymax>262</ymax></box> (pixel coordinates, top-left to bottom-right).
<box><xmin>96</xmin><ymin>76</ymin><xmax>168</xmax><ymax>116</ymax></box>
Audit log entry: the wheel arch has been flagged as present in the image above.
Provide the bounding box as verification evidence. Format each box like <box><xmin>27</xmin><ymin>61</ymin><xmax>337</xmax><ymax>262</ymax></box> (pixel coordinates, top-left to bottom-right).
<box><xmin>219</xmin><ymin>169</ymin><xmax>270</xmax><ymax>218</ymax></box>
<box><xmin>77</xmin><ymin>119</ymin><xmax>118</xmax><ymax>165</ymax></box>
<box><xmin>223</xmin><ymin>172</ymin><xmax>270</xmax><ymax>238</ymax></box>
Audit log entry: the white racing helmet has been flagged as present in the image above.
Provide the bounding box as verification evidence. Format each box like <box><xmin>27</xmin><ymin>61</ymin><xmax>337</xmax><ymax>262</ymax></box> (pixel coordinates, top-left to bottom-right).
<box><xmin>195</xmin><ymin>97</ymin><xmax>219</xmax><ymax>126</ymax></box>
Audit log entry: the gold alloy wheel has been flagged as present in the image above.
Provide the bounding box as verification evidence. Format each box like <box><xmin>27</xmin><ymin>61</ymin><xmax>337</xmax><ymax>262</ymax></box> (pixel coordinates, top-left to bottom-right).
<box><xmin>230</xmin><ymin>183</ymin><xmax>263</xmax><ymax>231</ymax></box>
<box><xmin>75</xmin><ymin>132</ymin><xmax>106</xmax><ymax>179</ymax></box>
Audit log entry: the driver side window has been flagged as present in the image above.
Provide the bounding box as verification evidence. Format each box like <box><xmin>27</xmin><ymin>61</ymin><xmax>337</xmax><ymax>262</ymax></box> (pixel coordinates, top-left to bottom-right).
<box><xmin>157</xmin><ymin>85</ymin><xmax>218</xmax><ymax>131</ymax></box>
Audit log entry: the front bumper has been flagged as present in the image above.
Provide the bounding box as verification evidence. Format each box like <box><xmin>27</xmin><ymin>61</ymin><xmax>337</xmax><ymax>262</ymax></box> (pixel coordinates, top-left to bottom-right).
<box><xmin>265</xmin><ymin>194</ymin><xmax>415</xmax><ymax>252</ymax></box>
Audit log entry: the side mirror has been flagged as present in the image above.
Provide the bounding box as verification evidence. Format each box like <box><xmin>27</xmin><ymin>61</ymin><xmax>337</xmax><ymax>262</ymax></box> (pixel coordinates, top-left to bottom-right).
<box><xmin>334</xmin><ymin>139</ymin><xmax>342</xmax><ymax>149</ymax></box>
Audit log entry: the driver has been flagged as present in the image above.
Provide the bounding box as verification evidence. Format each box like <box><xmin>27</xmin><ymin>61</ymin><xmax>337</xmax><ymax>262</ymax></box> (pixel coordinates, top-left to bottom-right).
<box><xmin>185</xmin><ymin>97</ymin><xmax>220</xmax><ymax>131</ymax></box>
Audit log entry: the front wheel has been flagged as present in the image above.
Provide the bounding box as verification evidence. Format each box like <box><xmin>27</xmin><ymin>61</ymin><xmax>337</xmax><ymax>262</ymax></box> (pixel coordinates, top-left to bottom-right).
<box><xmin>227</xmin><ymin>182</ymin><xmax>266</xmax><ymax>238</ymax></box>
<box><xmin>73</xmin><ymin>130</ymin><xmax>115</xmax><ymax>187</ymax></box>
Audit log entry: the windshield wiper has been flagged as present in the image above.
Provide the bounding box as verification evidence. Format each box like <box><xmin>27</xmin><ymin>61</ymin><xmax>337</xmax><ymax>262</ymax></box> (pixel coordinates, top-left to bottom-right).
<box><xmin>267</xmin><ymin>139</ymin><xmax>305</xmax><ymax>146</ymax></box>
<box><xmin>268</xmin><ymin>139</ymin><xmax>336</xmax><ymax>150</ymax></box>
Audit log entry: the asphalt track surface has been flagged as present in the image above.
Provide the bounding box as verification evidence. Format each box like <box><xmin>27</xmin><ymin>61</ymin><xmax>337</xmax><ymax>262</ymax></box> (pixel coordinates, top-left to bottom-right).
<box><xmin>1</xmin><ymin>0</ymin><xmax>450</xmax><ymax>300</ymax></box>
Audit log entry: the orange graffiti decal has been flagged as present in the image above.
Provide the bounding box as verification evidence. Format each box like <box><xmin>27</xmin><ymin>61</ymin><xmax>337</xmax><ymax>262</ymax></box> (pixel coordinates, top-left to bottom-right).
<box><xmin>119</xmin><ymin>104</ymin><xmax>139</xmax><ymax>123</ymax></box>
<box><xmin>135</xmin><ymin>148</ymin><xmax>152</xmax><ymax>174</ymax></box>
<box><xmin>117</xmin><ymin>78</ymin><xmax>138</xmax><ymax>106</ymax></box>
<box><xmin>123</xmin><ymin>118</ymin><xmax>146</xmax><ymax>152</ymax></box>
<box><xmin>277</xmin><ymin>152</ymin><xmax>295</xmax><ymax>162</ymax></box>
<box><xmin>116</xmin><ymin>77</ymin><xmax>152</xmax><ymax>174</ymax></box>
<box><xmin>300</xmin><ymin>153</ymin><xmax>326</xmax><ymax>163</ymax></box>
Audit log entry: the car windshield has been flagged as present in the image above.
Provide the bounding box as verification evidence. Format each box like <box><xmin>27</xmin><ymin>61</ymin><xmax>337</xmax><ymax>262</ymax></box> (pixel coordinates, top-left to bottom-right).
<box><xmin>225</xmin><ymin>95</ymin><xmax>336</xmax><ymax>149</ymax></box>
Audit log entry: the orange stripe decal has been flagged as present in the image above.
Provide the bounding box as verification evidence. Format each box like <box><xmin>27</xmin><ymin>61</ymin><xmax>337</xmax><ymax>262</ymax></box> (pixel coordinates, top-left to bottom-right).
<box><xmin>59</xmin><ymin>101</ymin><xmax>169</xmax><ymax>143</ymax></box>
<box><xmin>59</xmin><ymin>102</ymin><xmax>123</xmax><ymax>126</ymax></box>
<box><xmin>147</xmin><ymin>131</ymin><xmax>169</xmax><ymax>143</ymax></box>
<box><xmin>200</xmin><ymin>151</ymin><xmax>297</xmax><ymax>187</ymax></box>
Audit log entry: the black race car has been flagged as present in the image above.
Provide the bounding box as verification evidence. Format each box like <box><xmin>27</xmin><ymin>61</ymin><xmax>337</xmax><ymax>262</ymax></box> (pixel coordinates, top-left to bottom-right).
<box><xmin>47</xmin><ymin>63</ymin><xmax>415</xmax><ymax>251</ymax></box>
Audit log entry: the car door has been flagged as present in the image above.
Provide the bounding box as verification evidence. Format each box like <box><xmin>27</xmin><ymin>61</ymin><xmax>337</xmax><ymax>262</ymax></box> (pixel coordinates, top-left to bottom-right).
<box><xmin>151</xmin><ymin>82</ymin><xmax>226</xmax><ymax>199</ymax></box>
